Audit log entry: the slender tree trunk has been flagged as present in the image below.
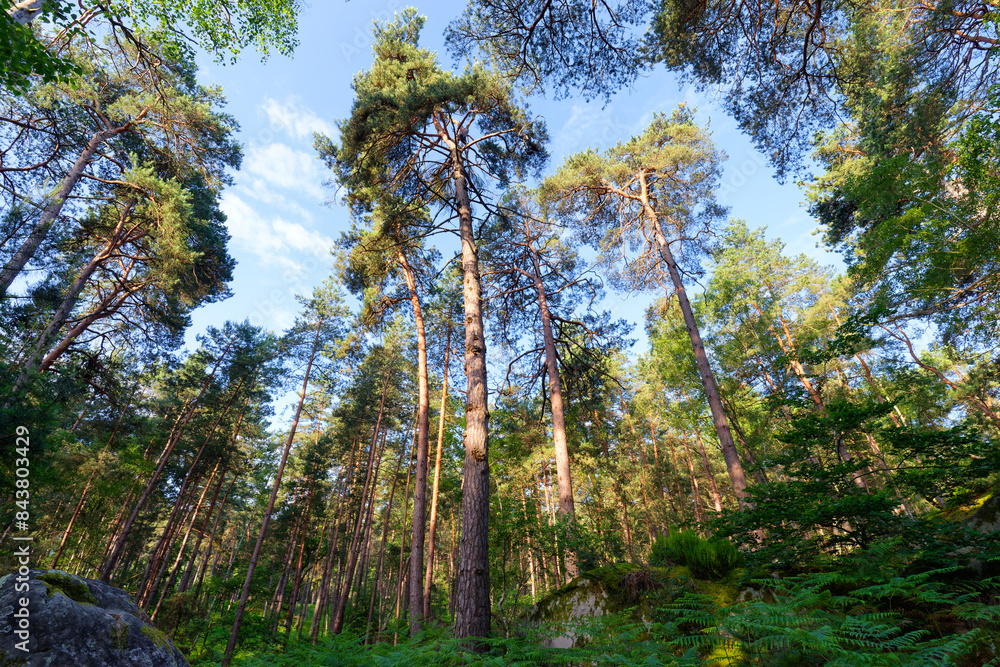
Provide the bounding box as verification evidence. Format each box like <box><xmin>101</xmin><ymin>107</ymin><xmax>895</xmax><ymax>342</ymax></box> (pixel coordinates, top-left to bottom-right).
<box><xmin>22</xmin><ymin>203</ymin><xmax>136</xmax><ymax>380</ymax></box>
<box><xmin>0</xmin><ymin>120</ymin><xmax>141</xmax><ymax>295</ymax></box>
<box><xmin>181</xmin><ymin>470</ymin><xmax>229</xmax><ymax>593</ymax></box>
<box><xmin>222</xmin><ymin>322</ymin><xmax>323</xmax><ymax>667</ymax></box>
<box><xmin>392</xmin><ymin>446</ymin><xmax>414</xmax><ymax>644</ymax></box>
<box><xmin>52</xmin><ymin>389</ymin><xmax>133</xmax><ymax>568</ymax></box>
<box><xmin>139</xmin><ymin>378</ymin><xmax>246</xmax><ymax>605</ymax></box>
<box><xmin>398</xmin><ymin>249</ymin><xmax>431</xmax><ymax>634</ymax></box>
<box><xmin>528</xmin><ymin>236</ymin><xmax>577</xmax><ymax>577</ymax></box>
<box><xmin>311</xmin><ymin>438</ymin><xmax>360</xmax><ymax>643</ymax></box>
<box><xmin>101</xmin><ymin>337</ymin><xmax>235</xmax><ymax>581</ymax></box>
<box><xmin>692</xmin><ymin>430</ymin><xmax>723</xmax><ymax>513</ymax></box>
<box><xmin>680</xmin><ymin>438</ymin><xmax>706</xmax><ymax>526</ymax></box>
<box><xmin>331</xmin><ymin>368</ymin><xmax>394</xmax><ymax>635</ymax></box>
<box><xmin>423</xmin><ymin>322</ymin><xmax>451</xmax><ymax>619</ymax></box>
<box><xmin>151</xmin><ymin>461</ymin><xmax>221</xmax><ymax>620</ymax></box>
<box><xmin>641</xmin><ymin>183</ymin><xmax>748</xmax><ymax>505</ymax></box>
<box><xmin>194</xmin><ymin>474</ymin><xmax>238</xmax><ymax>601</ymax></box>
<box><xmin>366</xmin><ymin>444</ymin><xmax>405</xmax><ymax>643</ymax></box>
<box><xmin>283</xmin><ymin>486</ymin><xmax>314</xmax><ymax>639</ymax></box>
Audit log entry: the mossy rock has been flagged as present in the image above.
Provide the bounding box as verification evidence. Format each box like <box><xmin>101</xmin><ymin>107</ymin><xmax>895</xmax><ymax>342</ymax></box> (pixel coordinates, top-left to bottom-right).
<box><xmin>529</xmin><ymin>563</ymin><xmax>697</xmax><ymax>648</ymax></box>
<box><xmin>37</xmin><ymin>571</ymin><xmax>97</xmax><ymax>605</ymax></box>
<box><xmin>969</xmin><ymin>493</ymin><xmax>1000</xmax><ymax>533</ymax></box>
<box><xmin>140</xmin><ymin>625</ymin><xmax>168</xmax><ymax>649</ymax></box>
<box><xmin>530</xmin><ymin>562</ymin><xmax>761</xmax><ymax>650</ymax></box>
<box><xmin>0</xmin><ymin>568</ymin><xmax>189</xmax><ymax>666</ymax></box>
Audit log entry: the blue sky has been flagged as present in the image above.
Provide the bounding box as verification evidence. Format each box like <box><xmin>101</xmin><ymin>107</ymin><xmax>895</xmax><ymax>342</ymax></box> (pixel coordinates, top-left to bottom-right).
<box><xmin>186</xmin><ymin>0</ymin><xmax>842</xmax><ymax>367</ymax></box>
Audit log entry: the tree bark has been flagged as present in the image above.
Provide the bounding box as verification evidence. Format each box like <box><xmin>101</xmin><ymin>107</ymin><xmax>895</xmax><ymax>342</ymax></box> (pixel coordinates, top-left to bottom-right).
<box><xmin>311</xmin><ymin>437</ymin><xmax>360</xmax><ymax>643</ymax></box>
<box><xmin>423</xmin><ymin>322</ymin><xmax>451</xmax><ymax>619</ymax></box>
<box><xmin>139</xmin><ymin>377</ymin><xmax>246</xmax><ymax>605</ymax></box>
<box><xmin>7</xmin><ymin>0</ymin><xmax>42</xmax><ymax>24</ymax></box>
<box><xmin>331</xmin><ymin>367</ymin><xmax>394</xmax><ymax>635</ymax></box>
<box><xmin>51</xmin><ymin>389</ymin><xmax>133</xmax><ymax>568</ymax></box>
<box><xmin>101</xmin><ymin>336</ymin><xmax>235</xmax><ymax>580</ymax></box>
<box><xmin>527</xmin><ymin>233</ymin><xmax>578</xmax><ymax>577</ymax></box>
<box><xmin>398</xmin><ymin>248</ymin><xmax>431</xmax><ymax>635</ymax></box>
<box><xmin>437</xmin><ymin>113</ymin><xmax>490</xmax><ymax>641</ymax></box>
<box><xmin>365</xmin><ymin>444</ymin><xmax>405</xmax><ymax>643</ymax></box>
<box><xmin>0</xmin><ymin>120</ymin><xmax>139</xmax><ymax>295</ymax></box>
<box><xmin>640</xmin><ymin>177</ymin><xmax>749</xmax><ymax>506</ymax></box>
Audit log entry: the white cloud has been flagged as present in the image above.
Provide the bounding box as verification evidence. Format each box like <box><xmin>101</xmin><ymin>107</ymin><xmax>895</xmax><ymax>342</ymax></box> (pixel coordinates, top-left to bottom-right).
<box><xmin>244</xmin><ymin>142</ymin><xmax>326</xmax><ymax>200</ymax></box>
<box><xmin>222</xmin><ymin>192</ymin><xmax>334</xmax><ymax>264</ymax></box>
<box><xmin>237</xmin><ymin>178</ymin><xmax>316</xmax><ymax>222</ymax></box>
<box><xmin>262</xmin><ymin>97</ymin><xmax>336</xmax><ymax>140</ymax></box>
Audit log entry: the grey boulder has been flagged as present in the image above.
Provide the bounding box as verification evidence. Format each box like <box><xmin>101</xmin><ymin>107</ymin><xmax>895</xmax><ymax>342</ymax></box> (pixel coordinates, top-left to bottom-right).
<box><xmin>0</xmin><ymin>569</ymin><xmax>189</xmax><ymax>666</ymax></box>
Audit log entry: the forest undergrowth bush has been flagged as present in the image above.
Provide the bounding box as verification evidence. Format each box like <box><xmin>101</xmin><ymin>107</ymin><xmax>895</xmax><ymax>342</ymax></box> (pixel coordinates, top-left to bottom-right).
<box><xmin>650</xmin><ymin>528</ymin><xmax>744</xmax><ymax>580</ymax></box>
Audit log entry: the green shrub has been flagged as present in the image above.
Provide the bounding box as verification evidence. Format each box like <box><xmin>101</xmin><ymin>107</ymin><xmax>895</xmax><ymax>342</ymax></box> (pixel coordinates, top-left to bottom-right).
<box><xmin>650</xmin><ymin>529</ymin><xmax>743</xmax><ymax>579</ymax></box>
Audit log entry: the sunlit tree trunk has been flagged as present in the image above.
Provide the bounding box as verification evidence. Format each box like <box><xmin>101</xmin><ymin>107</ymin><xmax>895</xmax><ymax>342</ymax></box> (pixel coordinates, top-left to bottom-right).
<box><xmin>640</xmin><ymin>178</ymin><xmax>749</xmax><ymax>506</ymax></box>
<box><xmin>527</xmin><ymin>236</ymin><xmax>578</xmax><ymax>577</ymax></box>
<box><xmin>398</xmin><ymin>248</ymin><xmax>431</xmax><ymax>634</ymax></box>
<box><xmin>423</xmin><ymin>322</ymin><xmax>451</xmax><ymax>619</ymax></box>
<box><xmin>435</xmin><ymin>114</ymin><xmax>491</xmax><ymax>640</ymax></box>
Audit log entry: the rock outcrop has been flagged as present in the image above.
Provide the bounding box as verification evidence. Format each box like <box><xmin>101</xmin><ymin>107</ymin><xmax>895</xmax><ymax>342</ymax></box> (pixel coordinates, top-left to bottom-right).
<box><xmin>969</xmin><ymin>493</ymin><xmax>1000</xmax><ymax>533</ymax></box>
<box><xmin>0</xmin><ymin>568</ymin><xmax>189</xmax><ymax>666</ymax></box>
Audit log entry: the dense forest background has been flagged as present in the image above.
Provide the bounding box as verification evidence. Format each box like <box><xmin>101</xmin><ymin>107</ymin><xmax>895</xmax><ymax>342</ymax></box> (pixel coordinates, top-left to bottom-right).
<box><xmin>2</xmin><ymin>1</ymin><xmax>1000</xmax><ymax>665</ymax></box>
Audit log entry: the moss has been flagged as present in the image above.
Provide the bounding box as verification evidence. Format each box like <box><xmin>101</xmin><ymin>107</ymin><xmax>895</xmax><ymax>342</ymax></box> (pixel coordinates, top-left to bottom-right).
<box><xmin>141</xmin><ymin>624</ymin><xmax>169</xmax><ymax>649</ymax></box>
<box><xmin>696</xmin><ymin>569</ymin><xmax>743</xmax><ymax>608</ymax></box>
<box><xmin>38</xmin><ymin>571</ymin><xmax>96</xmax><ymax>605</ymax></box>
<box><xmin>108</xmin><ymin>613</ymin><xmax>130</xmax><ymax>651</ymax></box>
<box><xmin>970</xmin><ymin>493</ymin><xmax>1000</xmax><ymax>531</ymax></box>
<box><xmin>584</xmin><ymin>562</ymin><xmax>646</xmax><ymax>588</ymax></box>
<box><xmin>0</xmin><ymin>647</ymin><xmax>29</xmax><ymax>666</ymax></box>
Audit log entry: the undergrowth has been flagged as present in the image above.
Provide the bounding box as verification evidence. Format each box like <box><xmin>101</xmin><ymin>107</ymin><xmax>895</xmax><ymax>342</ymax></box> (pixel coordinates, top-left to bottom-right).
<box><xmin>651</xmin><ymin>529</ymin><xmax>744</xmax><ymax>579</ymax></box>
<box><xmin>191</xmin><ymin>535</ymin><xmax>1000</xmax><ymax>666</ymax></box>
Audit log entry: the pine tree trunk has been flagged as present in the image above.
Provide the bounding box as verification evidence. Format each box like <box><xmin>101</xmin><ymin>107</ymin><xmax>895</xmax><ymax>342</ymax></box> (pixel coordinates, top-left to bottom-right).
<box><xmin>0</xmin><ymin>121</ymin><xmax>139</xmax><ymax>295</ymax></box>
<box><xmin>331</xmin><ymin>369</ymin><xmax>394</xmax><ymax>635</ymax></box>
<box><xmin>365</xmin><ymin>445</ymin><xmax>405</xmax><ymax>643</ymax></box>
<box><xmin>101</xmin><ymin>337</ymin><xmax>235</xmax><ymax>580</ymax></box>
<box><xmin>693</xmin><ymin>430</ymin><xmax>724</xmax><ymax>513</ymax></box>
<box><xmin>440</xmin><ymin>116</ymin><xmax>491</xmax><ymax>640</ymax></box>
<box><xmin>151</xmin><ymin>461</ymin><xmax>222</xmax><ymax>620</ymax></box>
<box><xmin>311</xmin><ymin>438</ymin><xmax>360</xmax><ymax>643</ymax></box>
<box><xmin>52</xmin><ymin>390</ymin><xmax>133</xmax><ymax>568</ymax></box>
<box><xmin>182</xmin><ymin>470</ymin><xmax>230</xmax><ymax>593</ymax></box>
<box><xmin>222</xmin><ymin>322</ymin><xmax>323</xmax><ymax>667</ymax></box>
<box><xmin>641</xmin><ymin>183</ymin><xmax>748</xmax><ymax>506</ymax></box>
<box><xmin>392</xmin><ymin>447</ymin><xmax>414</xmax><ymax>644</ymax></box>
<box><xmin>528</xmin><ymin>237</ymin><xmax>577</xmax><ymax>577</ymax></box>
<box><xmin>139</xmin><ymin>379</ymin><xmax>245</xmax><ymax>605</ymax></box>
<box><xmin>398</xmin><ymin>249</ymin><xmax>431</xmax><ymax>634</ymax></box>
<box><xmin>423</xmin><ymin>322</ymin><xmax>451</xmax><ymax>619</ymax></box>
